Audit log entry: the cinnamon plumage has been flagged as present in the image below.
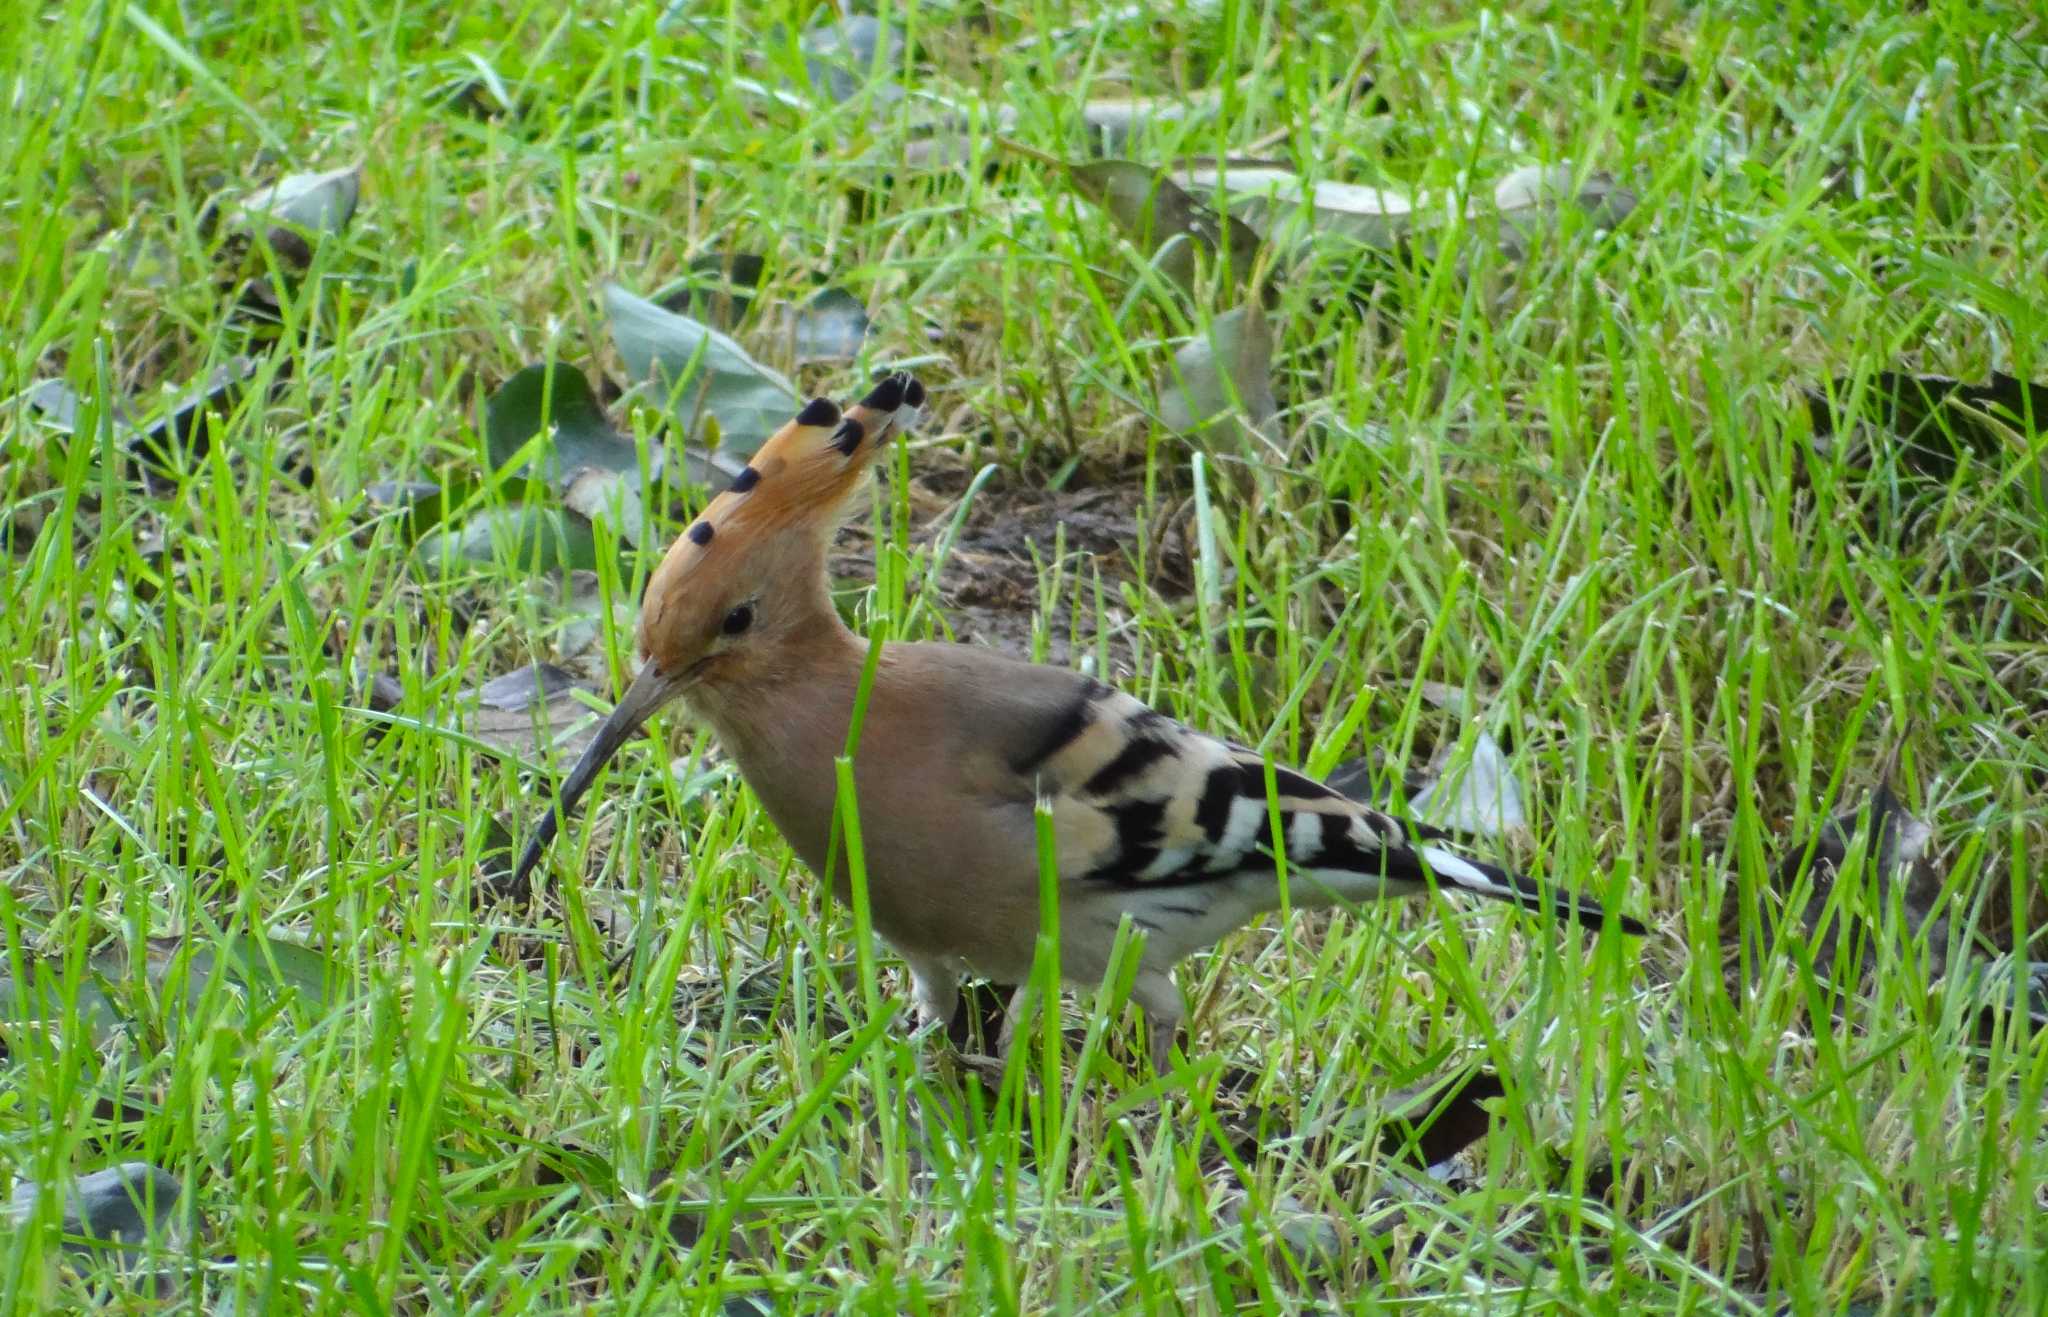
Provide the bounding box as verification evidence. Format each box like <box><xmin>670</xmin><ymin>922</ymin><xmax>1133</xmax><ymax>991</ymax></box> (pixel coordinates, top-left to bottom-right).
<box><xmin>511</xmin><ymin>374</ymin><xmax>1645</xmax><ymax>1070</ymax></box>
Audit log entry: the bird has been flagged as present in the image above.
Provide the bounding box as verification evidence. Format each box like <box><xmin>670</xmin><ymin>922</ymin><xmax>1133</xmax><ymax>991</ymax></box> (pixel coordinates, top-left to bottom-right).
<box><xmin>510</xmin><ymin>372</ymin><xmax>1647</xmax><ymax>1072</ymax></box>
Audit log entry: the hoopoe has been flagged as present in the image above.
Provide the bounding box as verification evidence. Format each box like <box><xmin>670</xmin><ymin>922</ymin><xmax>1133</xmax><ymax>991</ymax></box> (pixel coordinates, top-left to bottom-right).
<box><xmin>512</xmin><ymin>373</ymin><xmax>1646</xmax><ymax>1071</ymax></box>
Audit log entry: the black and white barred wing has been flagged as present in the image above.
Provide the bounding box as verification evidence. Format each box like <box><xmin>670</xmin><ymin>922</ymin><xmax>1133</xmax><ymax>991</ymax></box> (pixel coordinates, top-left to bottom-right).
<box><xmin>1021</xmin><ymin>680</ymin><xmax>1637</xmax><ymax>932</ymax></box>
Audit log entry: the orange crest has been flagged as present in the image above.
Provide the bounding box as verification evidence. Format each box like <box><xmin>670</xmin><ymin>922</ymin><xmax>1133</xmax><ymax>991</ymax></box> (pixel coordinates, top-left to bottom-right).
<box><xmin>637</xmin><ymin>373</ymin><xmax>924</xmax><ymax>668</ymax></box>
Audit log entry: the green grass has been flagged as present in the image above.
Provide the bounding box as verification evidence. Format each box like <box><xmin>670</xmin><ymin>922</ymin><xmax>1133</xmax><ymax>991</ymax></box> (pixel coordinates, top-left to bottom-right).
<box><xmin>4</xmin><ymin>0</ymin><xmax>2046</xmax><ymax>1311</ymax></box>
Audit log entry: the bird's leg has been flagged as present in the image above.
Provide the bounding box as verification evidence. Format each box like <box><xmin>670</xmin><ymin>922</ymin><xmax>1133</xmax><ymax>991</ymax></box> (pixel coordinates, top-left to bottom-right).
<box><xmin>1130</xmin><ymin>970</ymin><xmax>1185</xmax><ymax>1075</ymax></box>
<box><xmin>993</xmin><ymin>982</ymin><xmax>1034</xmax><ymax>1062</ymax></box>
<box><xmin>939</xmin><ymin>983</ymin><xmax>1033</xmax><ymax>1089</ymax></box>
<box><xmin>904</xmin><ymin>958</ymin><xmax>960</xmax><ymax>1041</ymax></box>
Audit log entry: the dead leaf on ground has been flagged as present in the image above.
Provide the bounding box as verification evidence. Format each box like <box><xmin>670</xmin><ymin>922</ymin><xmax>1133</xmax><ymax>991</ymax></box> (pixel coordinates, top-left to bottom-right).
<box><xmin>417</xmin><ymin>363</ymin><xmax>671</xmax><ymax>579</ymax></box>
<box><xmin>1326</xmin><ymin>685</ymin><xmax>1525</xmax><ymax>839</ymax></box>
<box><xmin>1487</xmin><ymin>164</ymin><xmax>1638</xmax><ymax>256</ymax></box>
<box><xmin>1068</xmin><ymin>159</ymin><xmax>1267</xmax><ymax>297</ymax></box>
<box><xmin>1175</xmin><ymin>161</ymin><xmax>1421</xmax><ymax>250</ymax></box>
<box><xmin>1408</xmin><ymin>729</ymin><xmax>1527</xmax><ymax>840</ymax></box>
<box><xmin>603</xmin><ymin>281</ymin><xmax>801</xmax><ymax>469</ymax></box>
<box><xmin>1173</xmin><ymin>158</ymin><xmax>1635</xmax><ymax>260</ymax></box>
<box><xmin>882</xmin><ymin>88</ymin><xmax>1222</xmax><ymax>178</ymax></box>
<box><xmin>9</xmin><ymin>359</ymin><xmax>263</xmax><ymax>486</ymax></box>
<box><xmin>219</xmin><ymin>165</ymin><xmax>362</xmax><ymax>320</ymax></box>
<box><xmin>1805</xmin><ymin>371</ymin><xmax>2048</xmax><ymax>481</ymax></box>
<box><xmin>459</xmin><ymin>662</ymin><xmax>603</xmax><ymax>761</ymax></box>
<box><xmin>234</xmin><ymin>165</ymin><xmax>361</xmax><ymax>268</ymax></box>
<box><xmin>1159</xmin><ymin>303</ymin><xmax>1279</xmax><ymax>457</ymax></box>
<box><xmin>6</xmin><ymin>1161</ymin><xmax>191</xmax><ymax>1299</ymax></box>
<box><xmin>662</xmin><ymin>256</ymin><xmax>871</xmax><ymax>365</ymax></box>
<box><xmin>0</xmin><ymin>932</ymin><xmax>339</xmax><ymax>1046</ymax></box>
<box><xmin>415</xmin><ymin>504</ymin><xmax>604</xmax><ymax>576</ymax></box>
<box><xmin>126</xmin><ymin>357</ymin><xmax>263</xmax><ymax>482</ymax></box>
<box><xmin>1731</xmin><ymin>781</ymin><xmax>1948</xmax><ymax>989</ymax></box>
<box><xmin>1211</xmin><ymin>1183</ymin><xmax>1346</xmax><ymax>1275</ymax></box>
<box><xmin>799</xmin><ymin>14</ymin><xmax>905</xmax><ymax>107</ymax></box>
<box><xmin>485</xmin><ymin>363</ymin><xmax>664</xmax><ymax>494</ymax></box>
<box><xmin>362</xmin><ymin>476</ymin><xmax>483</xmax><ymax>561</ymax></box>
<box><xmin>559</xmin><ymin>468</ymin><xmax>650</xmax><ymax>553</ymax></box>
<box><xmin>1076</xmin><ymin>91</ymin><xmax>1223</xmax><ymax>155</ymax></box>
<box><xmin>7</xmin><ymin>377</ymin><xmax>89</xmax><ymax>436</ymax></box>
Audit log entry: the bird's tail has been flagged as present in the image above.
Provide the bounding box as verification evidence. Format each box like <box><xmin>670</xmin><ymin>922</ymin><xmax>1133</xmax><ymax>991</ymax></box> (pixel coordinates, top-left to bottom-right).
<box><xmin>1413</xmin><ymin>843</ymin><xmax>1648</xmax><ymax>936</ymax></box>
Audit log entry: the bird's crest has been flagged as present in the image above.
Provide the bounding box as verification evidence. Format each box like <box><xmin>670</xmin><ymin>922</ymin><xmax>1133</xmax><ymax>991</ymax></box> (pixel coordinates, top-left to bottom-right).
<box><xmin>685</xmin><ymin>372</ymin><xmax>922</xmax><ymax>550</ymax></box>
<box><xmin>636</xmin><ymin>373</ymin><xmax>923</xmax><ymax>650</ymax></box>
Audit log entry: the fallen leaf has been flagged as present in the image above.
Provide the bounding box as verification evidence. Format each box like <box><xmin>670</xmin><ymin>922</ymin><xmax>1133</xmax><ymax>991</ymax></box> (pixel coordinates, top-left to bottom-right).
<box><xmin>482</xmin><ymin>364</ymin><xmax>663</xmax><ymax>548</ymax></box>
<box><xmin>485</xmin><ymin>363</ymin><xmax>661</xmax><ymax>490</ymax></box>
<box><xmin>1408</xmin><ymin>730</ymin><xmax>1527</xmax><ymax>839</ymax></box>
<box><xmin>1806</xmin><ymin>371</ymin><xmax>2048</xmax><ymax>480</ymax></box>
<box><xmin>1176</xmin><ymin>161</ymin><xmax>1423</xmax><ymax>249</ymax></box>
<box><xmin>0</xmin><ymin>932</ymin><xmax>338</xmax><ymax>1043</ymax></box>
<box><xmin>800</xmin><ymin>14</ymin><xmax>904</xmax><ymax>107</ymax></box>
<box><xmin>234</xmin><ymin>165</ymin><xmax>361</xmax><ymax>267</ymax></box>
<box><xmin>667</xmin><ymin>253</ymin><xmax>768</xmax><ymax>328</ymax></box>
<box><xmin>468</xmin><ymin>662</ymin><xmax>584</xmax><ymax>711</ymax></box>
<box><xmin>778</xmin><ymin>286</ymin><xmax>870</xmax><ymax>363</ymax></box>
<box><xmin>663</xmin><ymin>260</ymin><xmax>870</xmax><ymax>365</ymax></box>
<box><xmin>1174</xmin><ymin>159</ymin><xmax>1635</xmax><ymax>259</ymax></box>
<box><xmin>1375</xmin><ymin>1066</ymin><xmax>1508</xmax><ymax>1174</ymax></box>
<box><xmin>1069</xmin><ymin>159</ymin><xmax>1265</xmax><ymax>296</ymax></box>
<box><xmin>1078</xmin><ymin>91</ymin><xmax>1221</xmax><ymax>155</ymax></box>
<box><xmin>7</xmin><ymin>378</ymin><xmax>87</xmax><ymax>434</ymax></box>
<box><xmin>1488</xmin><ymin>164</ymin><xmax>1638</xmax><ymax>256</ymax></box>
<box><xmin>603</xmin><ymin>281</ymin><xmax>800</xmax><ymax>469</ymax></box>
<box><xmin>360</xmin><ymin>669</ymin><xmax>405</xmax><ymax>713</ymax></box>
<box><xmin>0</xmin><ymin>957</ymin><xmax>125</xmax><ymax>1043</ymax></box>
<box><xmin>5</xmin><ymin>1161</ymin><xmax>187</xmax><ymax>1254</ymax></box>
<box><xmin>127</xmin><ymin>356</ymin><xmax>261</xmax><ymax>481</ymax></box>
<box><xmin>559</xmin><ymin>468</ymin><xmax>651</xmax><ymax>551</ymax></box>
<box><xmin>895</xmin><ymin>131</ymin><xmax>990</xmax><ymax>174</ymax></box>
<box><xmin>9</xmin><ymin>359</ymin><xmax>262</xmax><ymax>485</ymax></box>
<box><xmin>1159</xmin><ymin>303</ymin><xmax>1279</xmax><ymax>455</ymax></box>
<box><xmin>238</xmin><ymin>165</ymin><xmax>361</xmax><ymax>235</ymax></box>
<box><xmin>193</xmin><ymin>933</ymin><xmax>335</xmax><ymax>1012</ymax></box>
<box><xmin>550</xmin><ymin>570</ymin><xmax>631</xmax><ymax>661</ymax></box>
<box><xmin>887</xmin><ymin>87</ymin><xmax>1224</xmax><ymax>178</ymax></box>
<box><xmin>363</xmin><ymin>477</ymin><xmax>475</xmax><ymax>546</ymax></box>
<box><xmin>460</xmin><ymin>661</ymin><xmax>603</xmax><ymax>760</ymax></box>
<box><xmin>1211</xmin><ymin>1184</ymin><xmax>1345</xmax><ymax>1275</ymax></box>
<box><xmin>1735</xmin><ymin>782</ymin><xmax>1948</xmax><ymax>988</ymax></box>
<box><xmin>415</xmin><ymin>504</ymin><xmax>603</xmax><ymax>576</ymax></box>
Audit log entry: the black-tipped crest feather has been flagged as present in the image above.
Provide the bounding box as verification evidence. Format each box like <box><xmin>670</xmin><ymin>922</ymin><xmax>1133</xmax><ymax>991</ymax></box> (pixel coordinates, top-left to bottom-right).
<box><xmin>796</xmin><ymin>397</ymin><xmax>842</xmax><ymax>428</ymax></box>
<box><xmin>861</xmin><ymin>373</ymin><xmax>908</xmax><ymax>412</ymax></box>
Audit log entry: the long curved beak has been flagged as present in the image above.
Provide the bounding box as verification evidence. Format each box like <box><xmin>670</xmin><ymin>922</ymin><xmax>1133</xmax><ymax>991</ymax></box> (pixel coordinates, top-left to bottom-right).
<box><xmin>508</xmin><ymin>660</ymin><xmax>686</xmax><ymax>899</ymax></box>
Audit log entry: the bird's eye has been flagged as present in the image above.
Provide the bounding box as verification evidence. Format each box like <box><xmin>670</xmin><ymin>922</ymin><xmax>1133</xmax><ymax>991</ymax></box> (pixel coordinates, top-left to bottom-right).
<box><xmin>721</xmin><ymin>603</ymin><xmax>755</xmax><ymax>637</ymax></box>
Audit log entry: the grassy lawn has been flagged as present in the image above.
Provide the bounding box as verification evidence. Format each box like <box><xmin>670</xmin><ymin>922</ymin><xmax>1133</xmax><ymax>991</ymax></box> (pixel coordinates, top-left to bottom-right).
<box><xmin>4</xmin><ymin>0</ymin><xmax>2045</xmax><ymax>1310</ymax></box>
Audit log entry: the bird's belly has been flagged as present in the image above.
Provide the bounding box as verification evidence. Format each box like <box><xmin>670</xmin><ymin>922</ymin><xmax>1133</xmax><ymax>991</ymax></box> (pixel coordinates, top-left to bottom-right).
<box><xmin>750</xmin><ymin>794</ymin><xmax>1045</xmax><ymax>984</ymax></box>
<box><xmin>857</xmin><ymin>859</ymin><xmax>1043</xmax><ymax>985</ymax></box>
<box><xmin>1059</xmin><ymin>873</ymin><xmax>1277</xmax><ymax>972</ymax></box>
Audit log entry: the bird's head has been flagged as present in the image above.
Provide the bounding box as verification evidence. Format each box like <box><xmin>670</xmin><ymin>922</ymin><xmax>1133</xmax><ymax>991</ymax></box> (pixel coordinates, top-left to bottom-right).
<box><xmin>507</xmin><ymin>372</ymin><xmax>924</xmax><ymax>893</ymax></box>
